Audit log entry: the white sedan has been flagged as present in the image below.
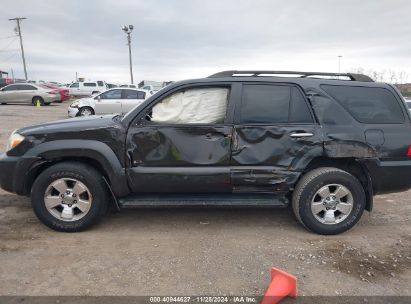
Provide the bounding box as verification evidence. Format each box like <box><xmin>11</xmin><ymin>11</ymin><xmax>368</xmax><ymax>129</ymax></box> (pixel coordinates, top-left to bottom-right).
<box><xmin>68</xmin><ymin>88</ymin><xmax>151</xmax><ymax>117</ymax></box>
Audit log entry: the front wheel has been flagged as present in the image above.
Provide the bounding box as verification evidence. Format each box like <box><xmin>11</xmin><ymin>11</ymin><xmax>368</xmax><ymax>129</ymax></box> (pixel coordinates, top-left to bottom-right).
<box><xmin>78</xmin><ymin>106</ymin><xmax>94</xmax><ymax>116</ymax></box>
<box><xmin>31</xmin><ymin>162</ymin><xmax>109</xmax><ymax>232</ymax></box>
<box><xmin>292</xmin><ymin>167</ymin><xmax>365</xmax><ymax>235</ymax></box>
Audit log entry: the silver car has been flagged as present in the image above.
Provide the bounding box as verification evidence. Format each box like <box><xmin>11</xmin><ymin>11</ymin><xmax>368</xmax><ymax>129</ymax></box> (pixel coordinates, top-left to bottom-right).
<box><xmin>68</xmin><ymin>88</ymin><xmax>151</xmax><ymax>117</ymax></box>
<box><xmin>0</xmin><ymin>83</ymin><xmax>61</xmax><ymax>105</ymax></box>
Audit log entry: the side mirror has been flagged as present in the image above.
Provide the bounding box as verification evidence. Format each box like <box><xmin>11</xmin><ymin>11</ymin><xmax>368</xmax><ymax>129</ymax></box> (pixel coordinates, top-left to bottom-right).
<box><xmin>97</xmin><ymin>96</ymin><xmax>101</xmax><ymax>102</ymax></box>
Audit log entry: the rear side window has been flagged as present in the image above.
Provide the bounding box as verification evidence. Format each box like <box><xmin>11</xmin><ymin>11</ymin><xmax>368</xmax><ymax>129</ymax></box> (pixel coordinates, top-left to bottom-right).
<box><xmin>123</xmin><ymin>89</ymin><xmax>146</xmax><ymax>99</ymax></box>
<box><xmin>321</xmin><ymin>85</ymin><xmax>405</xmax><ymax>124</ymax></box>
<box><xmin>240</xmin><ymin>84</ymin><xmax>313</xmax><ymax>124</ymax></box>
<box><xmin>83</xmin><ymin>82</ymin><xmax>96</xmax><ymax>87</ymax></box>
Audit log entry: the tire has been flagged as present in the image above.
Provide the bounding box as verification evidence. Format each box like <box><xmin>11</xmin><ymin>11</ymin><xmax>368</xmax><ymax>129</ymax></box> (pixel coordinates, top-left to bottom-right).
<box><xmin>92</xmin><ymin>91</ymin><xmax>99</xmax><ymax>95</ymax></box>
<box><xmin>1</xmin><ymin>103</ymin><xmax>6</xmax><ymax>105</ymax></box>
<box><xmin>292</xmin><ymin>167</ymin><xmax>365</xmax><ymax>235</ymax></box>
<box><xmin>78</xmin><ymin>106</ymin><xmax>94</xmax><ymax>116</ymax></box>
<box><xmin>32</xmin><ymin>96</ymin><xmax>44</xmax><ymax>106</ymax></box>
<box><xmin>31</xmin><ymin>162</ymin><xmax>109</xmax><ymax>232</ymax></box>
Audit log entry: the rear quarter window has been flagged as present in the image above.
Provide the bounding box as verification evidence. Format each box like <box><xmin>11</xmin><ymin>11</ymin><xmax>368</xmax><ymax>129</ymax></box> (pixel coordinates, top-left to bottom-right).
<box><xmin>321</xmin><ymin>85</ymin><xmax>404</xmax><ymax>124</ymax></box>
<box><xmin>321</xmin><ymin>85</ymin><xmax>405</xmax><ymax>124</ymax></box>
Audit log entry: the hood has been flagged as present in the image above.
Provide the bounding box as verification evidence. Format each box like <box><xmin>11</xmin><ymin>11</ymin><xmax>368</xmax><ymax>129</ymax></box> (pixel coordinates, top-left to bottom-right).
<box><xmin>17</xmin><ymin>115</ymin><xmax>120</xmax><ymax>136</ymax></box>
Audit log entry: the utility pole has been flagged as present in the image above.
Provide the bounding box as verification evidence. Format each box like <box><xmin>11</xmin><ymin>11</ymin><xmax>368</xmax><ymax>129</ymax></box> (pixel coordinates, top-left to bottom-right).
<box><xmin>122</xmin><ymin>25</ymin><xmax>134</xmax><ymax>84</ymax></box>
<box><xmin>338</xmin><ymin>55</ymin><xmax>343</xmax><ymax>74</ymax></box>
<box><xmin>9</xmin><ymin>17</ymin><xmax>28</xmax><ymax>80</ymax></box>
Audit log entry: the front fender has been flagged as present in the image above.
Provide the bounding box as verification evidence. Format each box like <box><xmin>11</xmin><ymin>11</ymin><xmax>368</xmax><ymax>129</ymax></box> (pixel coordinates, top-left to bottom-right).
<box><xmin>25</xmin><ymin>139</ymin><xmax>129</xmax><ymax>197</ymax></box>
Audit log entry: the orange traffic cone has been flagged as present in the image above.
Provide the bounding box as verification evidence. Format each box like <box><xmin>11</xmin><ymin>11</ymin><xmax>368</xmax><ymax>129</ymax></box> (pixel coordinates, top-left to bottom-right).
<box><xmin>261</xmin><ymin>267</ymin><xmax>297</xmax><ymax>304</ymax></box>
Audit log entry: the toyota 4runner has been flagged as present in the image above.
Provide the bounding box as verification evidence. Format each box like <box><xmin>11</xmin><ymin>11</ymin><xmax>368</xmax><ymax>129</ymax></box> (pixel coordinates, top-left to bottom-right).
<box><xmin>1</xmin><ymin>70</ymin><xmax>410</xmax><ymax>235</ymax></box>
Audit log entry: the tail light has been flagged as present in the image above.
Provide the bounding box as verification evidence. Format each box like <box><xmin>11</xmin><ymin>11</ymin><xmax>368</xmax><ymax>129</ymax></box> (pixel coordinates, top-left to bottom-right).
<box><xmin>5</xmin><ymin>78</ymin><xmax>13</xmax><ymax>85</ymax></box>
<box><xmin>47</xmin><ymin>90</ymin><xmax>59</xmax><ymax>95</ymax></box>
<box><xmin>407</xmin><ymin>146</ymin><xmax>411</xmax><ymax>157</ymax></box>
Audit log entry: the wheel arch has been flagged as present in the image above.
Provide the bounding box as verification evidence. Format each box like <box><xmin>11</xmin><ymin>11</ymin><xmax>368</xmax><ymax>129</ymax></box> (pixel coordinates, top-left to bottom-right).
<box><xmin>24</xmin><ymin>140</ymin><xmax>129</xmax><ymax>198</ymax></box>
<box><xmin>302</xmin><ymin>157</ymin><xmax>373</xmax><ymax>211</ymax></box>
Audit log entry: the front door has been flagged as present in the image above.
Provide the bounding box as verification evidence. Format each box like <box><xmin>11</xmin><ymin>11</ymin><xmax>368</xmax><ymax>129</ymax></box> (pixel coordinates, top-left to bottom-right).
<box><xmin>94</xmin><ymin>89</ymin><xmax>123</xmax><ymax>114</ymax></box>
<box><xmin>126</xmin><ymin>84</ymin><xmax>236</xmax><ymax>193</ymax></box>
<box><xmin>231</xmin><ymin>83</ymin><xmax>323</xmax><ymax>193</ymax></box>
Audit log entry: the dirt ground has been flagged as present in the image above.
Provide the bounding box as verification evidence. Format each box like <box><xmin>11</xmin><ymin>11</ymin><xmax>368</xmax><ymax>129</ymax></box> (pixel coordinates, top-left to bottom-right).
<box><xmin>0</xmin><ymin>102</ymin><xmax>410</xmax><ymax>298</ymax></box>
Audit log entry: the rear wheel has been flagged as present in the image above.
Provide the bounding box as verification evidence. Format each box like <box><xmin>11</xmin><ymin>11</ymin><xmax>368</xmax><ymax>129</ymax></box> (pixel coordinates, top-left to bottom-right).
<box><xmin>292</xmin><ymin>167</ymin><xmax>365</xmax><ymax>235</ymax></box>
<box><xmin>78</xmin><ymin>106</ymin><xmax>94</xmax><ymax>116</ymax></box>
<box><xmin>31</xmin><ymin>162</ymin><xmax>109</xmax><ymax>232</ymax></box>
<box><xmin>32</xmin><ymin>96</ymin><xmax>44</xmax><ymax>106</ymax></box>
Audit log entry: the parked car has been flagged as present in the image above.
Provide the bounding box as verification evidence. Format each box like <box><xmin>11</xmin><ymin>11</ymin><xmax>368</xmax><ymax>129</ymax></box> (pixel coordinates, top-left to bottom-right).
<box><xmin>68</xmin><ymin>81</ymin><xmax>107</xmax><ymax>96</ymax></box>
<box><xmin>68</xmin><ymin>88</ymin><xmax>150</xmax><ymax>117</ymax></box>
<box><xmin>0</xmin><ymin>83</ymin><xmax>60</xmax><ymax>105</ymax></box>
<box><xmin>2</xmin><ymin>70</ymin><xmax>411</xmax><ymax>234</ymax></box>
<box><xmin>42</xmin><ymin>83</ymin><xmax>70</xmax><ymax>102</ymax></box>
<box><xmin>119</xmin><ymin>84</ymin><xmax>137</xmax><ymax>88</ymax></box>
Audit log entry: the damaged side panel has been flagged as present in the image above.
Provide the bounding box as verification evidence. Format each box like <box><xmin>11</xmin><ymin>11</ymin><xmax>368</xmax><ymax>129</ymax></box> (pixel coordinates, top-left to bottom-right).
<box><xmin>230</xmin><ymin>125</ymin><xmax>323</xmax><ymax>192</ymax></box>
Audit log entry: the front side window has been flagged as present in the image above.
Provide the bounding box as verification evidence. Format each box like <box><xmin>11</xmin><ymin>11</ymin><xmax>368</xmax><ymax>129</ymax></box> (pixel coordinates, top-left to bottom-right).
<box><xmin>70</xmin><ymin>82</ymin><xmax>79</xmax><ymax>88</ymax></box>
<box><xmin>3</xmin><ymin>85</ymin><xmax>19</xmax><ymax>91</ymax></box>
<box><xmin>100</xmin><ymin>89</ymin><xmax>122</xmax><ymax>99</ymax></box>
<box><xmin>83</xmin><ymin>82</ymin><xmax>97</xmax><ymax>87</ymax></box>
<box><xmin>240</xmin><ymin>84</ymin><xmax>313</xmax><ymax>124</ymax></box>
<box><xmin>321</xmin><ymin>85</ymin><xmax>405</xmax><ymax>124</ymax></box>
<box><xmin>150</xmin><ymin>87</ymin><xmax>229</xmax><ymax>124</ymax></box>
<box><xmin>97</xmin><ymin>81</ymin><xmax>104</xmax><ymax>86</ymax></box>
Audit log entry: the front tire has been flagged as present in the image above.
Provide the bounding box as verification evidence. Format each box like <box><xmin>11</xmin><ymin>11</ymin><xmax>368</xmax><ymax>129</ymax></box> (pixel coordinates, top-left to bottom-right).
<box><xmin>31</xmin><ymin>162</ymin><xmax>109</xmax><ymax>232</ymax></box>
<box><xmin>292</xmin><ymin>167</ymin><xmax>365</xmax><ymax>235</ymax></box>
<box><xmin>78</xmin><ymin>106</ymin><xmax>94</xmax><ymax>116</ymax></box>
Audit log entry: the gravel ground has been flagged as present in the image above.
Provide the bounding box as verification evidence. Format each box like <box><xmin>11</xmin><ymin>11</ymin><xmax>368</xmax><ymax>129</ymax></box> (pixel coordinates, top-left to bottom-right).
<box><xmin>0</xmin><ymin>103</ymin><xmax>410</xmax><ymax>298</ymax></box>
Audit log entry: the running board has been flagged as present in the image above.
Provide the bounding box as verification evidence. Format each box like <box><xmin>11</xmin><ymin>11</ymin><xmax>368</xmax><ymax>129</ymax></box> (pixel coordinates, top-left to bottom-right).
<box><xmin>118</xmin><ymin>194</ymin><xmax>288</xmax><ymax>208</ymax></box>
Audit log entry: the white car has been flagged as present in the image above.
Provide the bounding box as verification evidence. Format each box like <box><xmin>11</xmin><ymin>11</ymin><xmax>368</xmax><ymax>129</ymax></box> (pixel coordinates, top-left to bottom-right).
<box><xmin>68</xmin><ymin>88</ymin><xmax>151</xmax><ymax>117</ymax></box>
<box><xmin>68</xmin><ymin>80</ymin><xmax>107</xmax><ymax>96</ymax></box>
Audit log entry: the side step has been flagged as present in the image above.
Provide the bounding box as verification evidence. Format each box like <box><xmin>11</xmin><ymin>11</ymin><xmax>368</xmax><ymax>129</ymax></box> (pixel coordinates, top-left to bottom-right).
<box><xmin>118</xmin><ymin>193</ymin><xmax>288</xmax><ymax>208</ymax></box>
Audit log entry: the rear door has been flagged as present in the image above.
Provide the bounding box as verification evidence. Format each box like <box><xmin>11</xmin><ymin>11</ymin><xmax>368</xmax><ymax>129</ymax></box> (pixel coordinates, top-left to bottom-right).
<box><xmin>94</xmin><ymin>89</ymin><xmax>122</xmax><ymax>114</ymax></box>
<box><xmin>121</xmin><ymin>89</ymin><xmax>146</xmax><ymax>113</ymax></box>
<box><xmin>231</xmin><ymin>83</ymin><xmax>323</xmax><ymax>193</ymax></box>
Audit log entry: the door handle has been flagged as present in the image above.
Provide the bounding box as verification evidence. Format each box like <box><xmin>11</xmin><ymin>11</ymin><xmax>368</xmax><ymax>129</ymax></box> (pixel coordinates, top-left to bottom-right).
<box><xmin>290</xmin><ymin>132</ymin><xmax>313</xmax><ymax>138</ymax></box>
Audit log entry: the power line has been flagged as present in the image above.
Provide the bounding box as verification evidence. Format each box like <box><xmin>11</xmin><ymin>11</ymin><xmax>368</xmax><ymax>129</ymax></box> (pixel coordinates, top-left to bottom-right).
<box><xmin>0</xmin><ymin>35</ymin><xmax>18</xmax><ymax>40</ymax></box>
<box><xmin>0</xmin><ymin>37</ymin><xmax>17</xmax><ymax>52</ymax></box>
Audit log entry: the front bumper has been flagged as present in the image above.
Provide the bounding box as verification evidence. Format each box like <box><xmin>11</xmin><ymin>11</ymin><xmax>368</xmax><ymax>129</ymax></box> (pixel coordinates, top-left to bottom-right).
<box><xmin>68</xmin><ymin>107</ymin><xmax>79</xmax><ymax>117</ymax></box>
<box><xmin>0</xmin><ymin>153</ymin><xmax>40</xmax><ymax>195</ymax></box>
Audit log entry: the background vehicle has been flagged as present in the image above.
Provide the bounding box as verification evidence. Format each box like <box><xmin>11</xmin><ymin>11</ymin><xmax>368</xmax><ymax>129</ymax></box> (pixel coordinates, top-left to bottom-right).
<box><xmin>0</xmin><ymin>83</ymin><xmax>60</xmax><ymax>105</ymax></box>
<box><xmin>41</xmin><ymin>83</ymin><xmax>70</xmax><ymax>102</ymax></box>
<box><xmin>1</xmin><ymin>70</ymin><xmax>411</xmax><ymax>235</ymax></box>
<box><xmin>68</xmin><ymin>87</ymin><xmax>150</xmax><ymax>117</ymax></box>
<box><xmin>0</xmin><ymin>70</ymin><xmax>13</xmax><ymax>88</ymax></box>
<box><xmin>119</xmin><ymin>84</ymin><xmax>137</xmax><ymax>88</ymax></box>
<box><xmin>68</xmin><ymin>80</ymin><xmax>107</xmax><ymax>96</ymax></box>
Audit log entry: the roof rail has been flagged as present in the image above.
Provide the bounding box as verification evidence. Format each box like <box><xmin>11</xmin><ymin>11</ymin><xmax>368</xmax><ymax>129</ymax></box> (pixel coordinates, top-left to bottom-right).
<box><xmin>208</xmin><ymin>70</ymin><xmax>374</xmax><ymax>82</ymax></box>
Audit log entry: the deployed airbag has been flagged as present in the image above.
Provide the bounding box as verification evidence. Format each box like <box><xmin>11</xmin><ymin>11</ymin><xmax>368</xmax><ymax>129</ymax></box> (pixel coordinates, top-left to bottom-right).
<box><xmin>152</xmin><ymin>87</ymin><xmax>229</xmax><ymax>124</ymax></box>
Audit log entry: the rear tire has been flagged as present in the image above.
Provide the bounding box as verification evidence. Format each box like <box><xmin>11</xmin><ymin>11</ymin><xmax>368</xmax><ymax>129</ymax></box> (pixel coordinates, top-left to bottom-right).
<box><xmin>292</xmin><ymin>167</ymin><xmax>365</xmax><ymax>235</ymax></box>
<box><xmin>31</xmin><ymin>162</ymin><xmax>109</xmax><ymax>232</ymax></box>
<box><xmin>32</xmin><ymin>96</ymin><xmax>44</xmax><ymax>106</ymax></box>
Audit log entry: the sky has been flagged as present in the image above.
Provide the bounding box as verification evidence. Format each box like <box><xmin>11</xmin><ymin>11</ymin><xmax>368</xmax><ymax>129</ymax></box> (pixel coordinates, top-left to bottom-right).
<box><xmin>0</xmin><ymin>0</ymin><xmax>410</xmax><ymax>84</ymax></box>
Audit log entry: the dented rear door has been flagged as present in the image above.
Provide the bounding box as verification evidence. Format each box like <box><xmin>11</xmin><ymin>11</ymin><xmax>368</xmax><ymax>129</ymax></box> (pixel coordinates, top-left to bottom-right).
<box><xmin>231</xmin><ymin>83</ymin><xmax>323</xmax><ymax>193</ymax></box>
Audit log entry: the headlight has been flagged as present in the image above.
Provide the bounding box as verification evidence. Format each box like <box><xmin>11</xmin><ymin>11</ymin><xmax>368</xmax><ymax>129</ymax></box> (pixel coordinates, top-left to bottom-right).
<box><xmin>6</xmin><ymin>132</ymin><xmax>25</xmax><ymax>152</ymax></box>
<box><xmin>70</xmin><ymin>101</ymin><xmax>80</xmax><ymax>108</ymax></box>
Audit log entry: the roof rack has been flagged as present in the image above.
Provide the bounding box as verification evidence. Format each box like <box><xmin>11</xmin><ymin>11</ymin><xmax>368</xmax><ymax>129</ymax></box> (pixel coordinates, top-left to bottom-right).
<box><xmin>208</xmin><ymin>70</ymin><xmax>374</xmax><ymax>82</ymax></box>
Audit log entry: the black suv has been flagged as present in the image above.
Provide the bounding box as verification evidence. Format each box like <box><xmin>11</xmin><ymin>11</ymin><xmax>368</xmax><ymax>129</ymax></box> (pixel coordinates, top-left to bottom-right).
<box><xmin>1</xmin><ymin>70</ymin><xmax>410</xmax><ymax>235</ymax></box>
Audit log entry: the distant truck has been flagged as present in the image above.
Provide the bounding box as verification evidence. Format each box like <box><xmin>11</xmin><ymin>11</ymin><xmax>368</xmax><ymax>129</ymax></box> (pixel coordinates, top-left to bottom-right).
<box><xmin>0</xmin><ymin>70</ymin><xmax>13</xmax><ymax>88</ymax></box>
<box><xmin>137</xmin><ymin>80</ymin><xmax>169</xmax><ymax>92</ymax></box>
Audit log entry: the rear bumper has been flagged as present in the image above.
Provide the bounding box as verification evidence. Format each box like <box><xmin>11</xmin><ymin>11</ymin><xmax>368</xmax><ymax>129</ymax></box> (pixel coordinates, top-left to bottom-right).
<box><xmin>0</xmin><ymin>153</ymin><xmax>40</xmax><ymax>195</ymax></box>
<box><xmin>363</xmin><ymin>159</ymin><xmax>411</xmax><ymax>194</ymax></box>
